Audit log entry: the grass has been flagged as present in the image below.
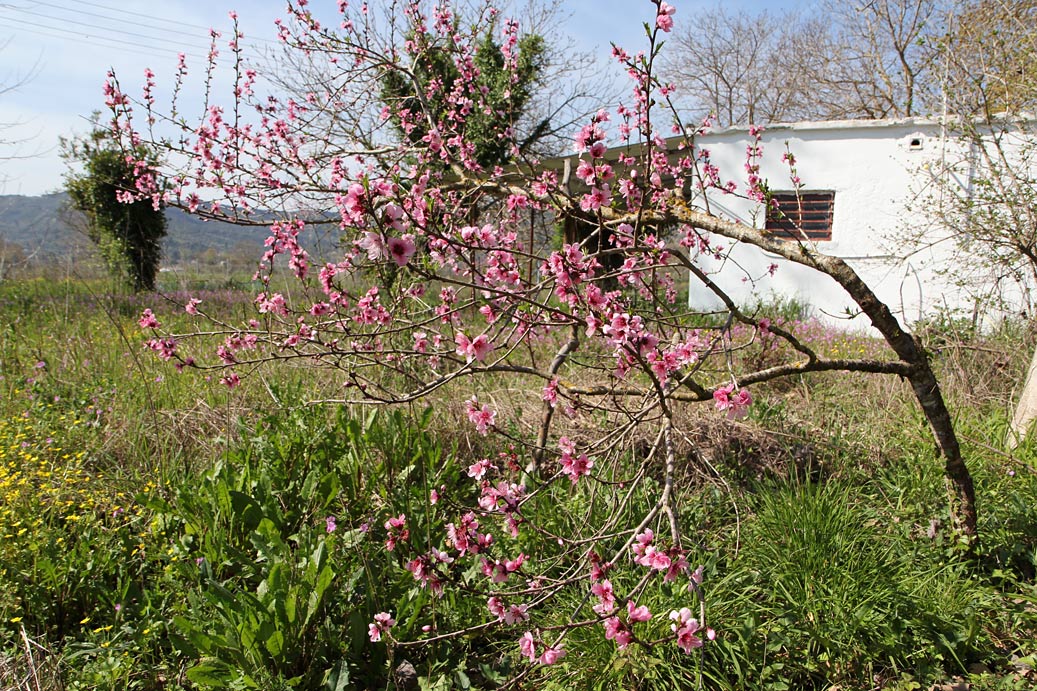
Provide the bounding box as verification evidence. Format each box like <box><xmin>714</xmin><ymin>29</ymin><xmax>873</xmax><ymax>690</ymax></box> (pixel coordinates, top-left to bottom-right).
<box><xmin>0</xmin><ymin>276</ymin><xmax>1036</xmax><ymax>690</ymax></box>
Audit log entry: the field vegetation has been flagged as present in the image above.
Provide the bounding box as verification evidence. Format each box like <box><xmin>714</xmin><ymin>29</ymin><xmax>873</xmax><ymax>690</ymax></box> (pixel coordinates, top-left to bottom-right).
<box><xmin>1</xmin><ymin>271</ymin><xmax>1035</xmax><ymax>691</ymax></box>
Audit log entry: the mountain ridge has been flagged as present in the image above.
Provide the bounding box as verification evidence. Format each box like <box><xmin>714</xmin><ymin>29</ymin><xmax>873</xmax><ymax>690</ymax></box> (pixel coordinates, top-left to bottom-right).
<box><xmin>0</xmin><ymin>192</ymin><xmax>296</xmax><ymax>265</ymax></box>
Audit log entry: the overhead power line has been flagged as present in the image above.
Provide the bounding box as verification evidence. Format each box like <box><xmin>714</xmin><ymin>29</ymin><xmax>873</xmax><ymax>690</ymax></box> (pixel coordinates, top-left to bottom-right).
<box><xmin>3</xmin><ymin>7</ymin><xmax>229</xmax><ymax>55</ymax></box>
<box><xmin>2</xmin><ymin>20</ymin><xmax>222</xmax><ymax>65</ymax></box>
<box><xmin>40</xmin><ymin>0</ymin><xmax>280</xmax><ymax>42</ymax></box>
<box><xmin>0</xmin><ymin>14</ymin><xmax>235</xmax><ymax>65</ymax></box>
<box><xmin>0</xmin><ymin>3</ymin><xmax>271</xmax><ymax>58</ymax></box>
<box><xmin>17</xmin><ymin>0</ymin><xmax>279</xmax><ymax>47</ymax></box>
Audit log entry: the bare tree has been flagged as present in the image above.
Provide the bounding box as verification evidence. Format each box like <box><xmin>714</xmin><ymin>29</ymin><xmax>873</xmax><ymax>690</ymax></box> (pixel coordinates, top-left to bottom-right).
<box><xmin>0</xmin><ymin>38</ymin><xmax>42</xmax><ymax>189</ymax></box>
<box><xmin>938</xmin><ymin>0</ymin><xmax>1037</xmax><ymax>117</ymax></box>
<box><xmin>661</xmin><ymin>7</ymin><xmax>812</xmax><ymax>127</ymax></box>
<box><xmin>911</xmin><ymin>0</ymin><xmax>1037</xmax><ymax>445</ymax></box>
<box><xmin>662</xmin><ymin>0</ymin><xmax>944</xmax><ymax>126</ymax></box>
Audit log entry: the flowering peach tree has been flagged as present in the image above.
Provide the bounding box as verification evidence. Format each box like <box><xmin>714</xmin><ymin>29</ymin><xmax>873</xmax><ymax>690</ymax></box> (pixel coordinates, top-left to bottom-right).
<box><xmin>112</xmin><ymin>0</ymin><xmax>975</xmax><ymax>681</ymax></box>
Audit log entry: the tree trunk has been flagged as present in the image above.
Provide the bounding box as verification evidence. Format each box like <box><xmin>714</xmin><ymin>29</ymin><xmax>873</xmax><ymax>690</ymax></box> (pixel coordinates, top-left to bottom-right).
<box><xmin>1008</xmin><ymin>339</ymin><xmax>1037</xmax><ymax>449</ymax></box>
<box><xmin>659</xmin><ymin>205</ymin><xmax>980</xmax><ymax>542</ymax></box>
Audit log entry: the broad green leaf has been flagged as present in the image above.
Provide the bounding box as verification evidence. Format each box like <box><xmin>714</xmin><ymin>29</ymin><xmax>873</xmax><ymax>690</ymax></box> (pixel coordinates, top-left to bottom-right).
<box><xmin>185</xmin><ymin>660</ymin><xmax>236</xmax><ymax>687</ymax></box>
<box><xmin>265</xmin><ymin>629</ymin><xmax>285</xmax><ymax>658</ymax></box>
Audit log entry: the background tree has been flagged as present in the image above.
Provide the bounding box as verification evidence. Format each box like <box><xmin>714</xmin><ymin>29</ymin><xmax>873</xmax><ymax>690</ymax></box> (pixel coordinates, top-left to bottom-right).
<box><xmin>661</xmin><ymin>7</ymin><xmax>838</xmax><ymax>126</ymax></box>
<box><xmin>380</xmin><ymin>23</ymin><xmax>547</xmax><ymax>168</ymax></box>
<box><xmin>0</xmin><ymin>237</ymin><xmax>27</xmax><ymax>281</ymax></box>
<box><xmin>63</xmin><ymin>121</ymin><xmax>167</xmax><ymax>292</ymax></box>
<box><xmin>0</xmin><ymin>38</ymin><xmax>42</xmax><ymax>191</ymax></box>
<box><xmin>661</xmin><ymin>0</ymin><xmax>944</xmax><ymax>126</ymax></box>
<box><xmin>907</xmin><ymin>0</ymin><xmax>1037</xmax><ymax>445</ymax></box>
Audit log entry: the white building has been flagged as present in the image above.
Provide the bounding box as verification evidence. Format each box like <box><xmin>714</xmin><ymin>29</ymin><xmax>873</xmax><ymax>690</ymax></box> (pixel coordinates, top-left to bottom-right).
<box><xmin>682</xmin><ymin>117</ymin><xmax>1035</xmax><ymax>328</ymax></box>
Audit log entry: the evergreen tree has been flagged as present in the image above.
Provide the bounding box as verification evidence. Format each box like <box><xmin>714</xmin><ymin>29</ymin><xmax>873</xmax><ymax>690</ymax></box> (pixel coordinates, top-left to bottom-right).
<box><xmin>63</xmin><ymin>122</ymin><xmax>166</xmax><ymax>292</ymax></box>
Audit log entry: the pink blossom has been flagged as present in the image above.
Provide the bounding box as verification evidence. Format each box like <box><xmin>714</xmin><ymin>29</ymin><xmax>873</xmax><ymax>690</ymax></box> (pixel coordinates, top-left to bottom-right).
<box><xmin>382</xmin><ymin>203</ymin><xmax>406</xmax><ymax>231</ymax></box>
<box><xmin>368</xmin><ymin>611</ymin><xmax>395</xmax><ymax>642</ymax></box>
<box><xmin>470</xmin><ymin>334</ymin><xmax>493</xmax><ymax>362</ymax></box>
<box><xmin>455</xmin><ymin>332</ymin><xmax>494</xmax><ymax>363</ymax></box>
<box><xmin>542</xmin><ymin>377</ymin><xmax>559</xmax><ymax>407</ymax></box>
<box><xmin>467</xmin><ymin>458</ymin><xmax>495</xmax><ymax>480</ymax></box>
<box><xmin>384</xmin><ymin>514</ymin><xmax>408</xmax><ymax>551</ymax></box>
<box><xmin>656</xmin><ymin>2</ymin><xmax>676</xmax><ymax>32</ymax></box>
<box><xmin>560</xmin><ymin>451</ymin><xmax>594</xmax><ymax>484</ymax></box>
<box><xmin>358</xmin><ymin>231</ymin><xmax>386</xmax><ymax>260</ymax></box>
<box><xmin>325</xmin><ymin>515</ymin><xmax>337</xmax><ymax>533</ymax></box>
<box><xmin>589</xmin><ymin>552</ymin><xmax>612</xmax><ymax>582</ymax></box>
<box><xmin>488</xmin><ymin>596</ymin><xmax>506</xmax><ymax>619</ymax></box>
<box><xmin>519</xmin><ymin>631</ymin><xmax>537</xmax><ymax>661</ymax></box>
<box><xmin>631</xmin><ymin>529</ymin><xmax>654</xmax><ymax>562</ymax></box>
<box><xmin>504</xmin><ymin>603</ymin><xmax>530</xmax><ymax>625</ymax></box>
<box><xmin>488</xmin><ymin>597</ymin><xmax>529</xmax><ymax>625</ymax></box>
<box><xmin>184</xmin><ymin>298</ymin><xmax>201</xmax><ymax>315</ymax></box>
<box><xmin>669</xmin><ymin>608</ymin><xmax>704</xmax><ymax>653</ymax></box>
<box><xmin>145</xmin><ymin>338</ymin><xmax>178</xmax><ymax>361</ymax></box>
<box><xmin>466</xmin><ymin>396</ymin><xmax>497</xmax><ymax>435</ymax></box>
<box><xmin>138</xmin><ymin>309</ymin><xmax>160</xmax><ymax>329</ymax></box>
<box><xmin>407</xmin><ymin>549</ymin><xmax>453</xmax><ymax>593</ymax></box>
<box><xmin>665</xmin><ymin>550</ymin><xmax>689</xmax><ymax>582</ymax></box>
<box><xmin>481</xmin><ymin>553</ymin><xmax>526</xmax><ymax>583</ymax></box>
<box><xmin>579</xmin><ymin>184</ymin><xmax>610</xmax><ymax>212</ymax></box>
<box><xmin>538</xmin><ymin>644</ymin><xmax>565</xmax><ymax>665</ymax></box>
<box><xmin>256</xmin><ymin>292</ymin><xmax>288</xmax><ymax>315</ymax></box>
<box><xmin>387</xmin><ymin>234</ymin><xmax>416</xmax><ymax>266</ymax></box>
<box><xmin>713</xmin><ymin>384</ymin><xmax>752</xmax><ymax>420</ymax></box>
<box><xmin>446</xmin><ymin>511</ymin><xmax>490</xmax><ymax>556</ymax></box>
<box><xmin>591</xmin><ymin>579</ymin><xmax>616</xmax><ymax>615</ymax></box>
<box><xmin>603</xmin><ymin>616</ymin><xmax>632</xmax><ymax>649</ymax></box>
<box><xmin>627</xmin><ymin>599</ymin><xmax>652</xmax><ymax>623</ymax></box>
<box><xmin>576</xmin><ymin>158</ymin><xmax>596</xmax><ymax>183</ymax></box>
<box><xmin>630</xmin><ymin>528</ymin><xmax>670</xmax><ymax>571</ymax></box>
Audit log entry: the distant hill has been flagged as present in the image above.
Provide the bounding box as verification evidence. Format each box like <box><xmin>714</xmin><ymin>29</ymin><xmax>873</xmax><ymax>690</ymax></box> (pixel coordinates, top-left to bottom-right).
<box><xmin>0</xmin><ymin>193</ymin><xmax>335</xmax><ymax>266</ymax></box>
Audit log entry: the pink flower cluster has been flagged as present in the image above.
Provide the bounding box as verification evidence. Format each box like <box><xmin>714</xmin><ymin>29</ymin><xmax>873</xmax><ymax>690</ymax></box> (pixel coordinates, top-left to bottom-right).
<box><xmin>406</xmin><ymin>547</ymin><xmax>453</xmax><ymax>594</ymax></box>
<box><xmin>591</xmin><ymin>579</ymin><xmax>617</xmax><ymax>615</ymax></box>
<box><xmin>631</xmin><ymin>529</ymin><xmax>688</xmax><ymax>581</ymax></box>
<box><xmin>481</xmin><ymin>553</ymin><xmax>526</xmax><ymax>583</ymax></box>
<box><xmin>558</xmin><ymin>436</ymin><xmax>593</xmax><ymax>484</ymax></box>
<box><xmin>384</xmin><ymin>514</ymin><xmax>408</xmax><ymax>551</ymax></box>
<box><xmin>368</xmin><ymin>611</ymin><xmax>395</xmax><ymax>642</ymax></box>
<box><xmin>519</xmin><ymin>632</ymin><xmax>565</xmax><ymax>665</ymax></box>
<box><xmin>656</xmin><ymin>2</ymin><xmax>676</xmax><ymax>32</ymax></box>
<box><xmin>476</xmin><ymin>480</ymin><xmax>525</xmax><ymax>537</ymax></box>
<box><xmin>466</xmin><ymin>396</ymin><xmax>497</xmax><ymax>435</ymax></box>
<box><xmin>138</xmin><ymin>309</ymin><xmax>159</xmax><ymax>329</ymax></box>
<box><xmin>455</xmin><ymin>332</ymin><xmax>494</xmax><ymax>363</ymax></box>
<box><xmin>603</xmin><ymin>600</ymin><xmax>653</xmax><ymax>650</ymax></box>
<box><xmin>487</xmin><ymin>597</ymin><xmax>529</xmax><ymax>624</ymax></box>
<box><xmin>446</xmin><ymin>512</ymin><xmax>492</xmax><ymax>556</ymax></box>
<box><xmin>713</xmin><ymin>383</ymin><xmax>752</xmax><ymax>420</ymax></box>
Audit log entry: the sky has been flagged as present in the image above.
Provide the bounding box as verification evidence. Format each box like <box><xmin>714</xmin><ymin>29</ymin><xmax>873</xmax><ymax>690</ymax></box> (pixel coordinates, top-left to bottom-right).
<box><xmin>0</xmin><ymin>0</ymin><xmax>801</xmax><ymax>196</ymax></box>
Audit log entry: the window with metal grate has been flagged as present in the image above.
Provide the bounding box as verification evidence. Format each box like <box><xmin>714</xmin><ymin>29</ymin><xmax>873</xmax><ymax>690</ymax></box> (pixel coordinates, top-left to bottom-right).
<box><xmin>765</xmin><ymin>191</ymin><xmax>835</xmax><ymax>241</ymax></box>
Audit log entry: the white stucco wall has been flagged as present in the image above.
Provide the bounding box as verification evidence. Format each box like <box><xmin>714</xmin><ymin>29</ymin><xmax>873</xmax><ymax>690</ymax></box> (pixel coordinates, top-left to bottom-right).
<box><xmin>683</xmin><ymin>118</ymin><xmax>1025</xmax><ymax>329</ymax></box>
